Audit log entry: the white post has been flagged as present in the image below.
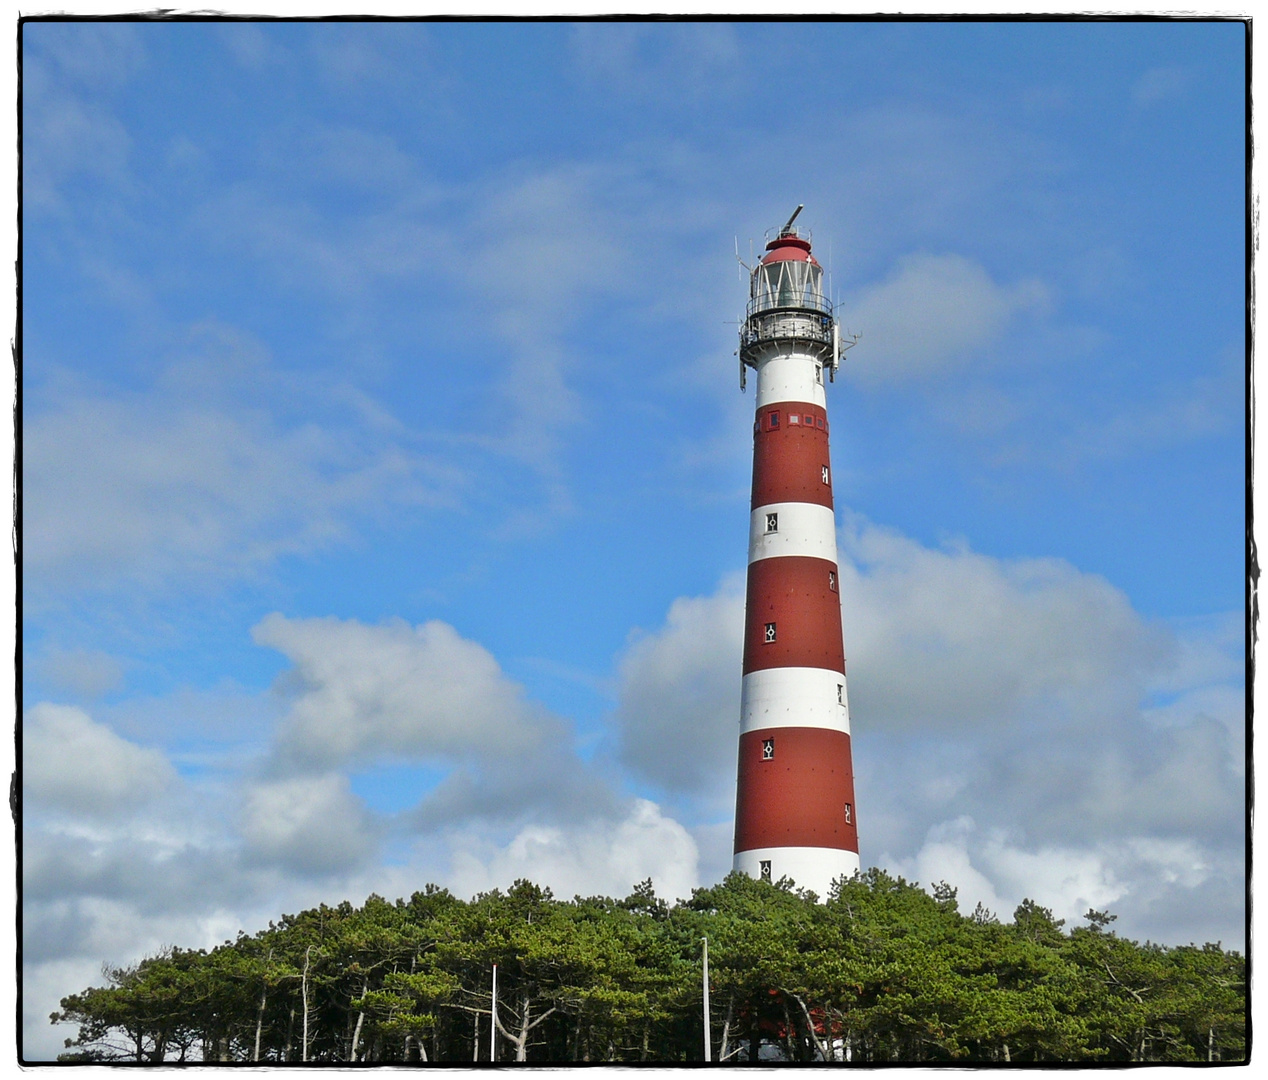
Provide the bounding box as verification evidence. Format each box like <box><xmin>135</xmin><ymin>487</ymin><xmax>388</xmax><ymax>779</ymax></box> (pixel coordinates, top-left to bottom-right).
<box><xmin>702</xmin><ymin>936</ymin><xmax>711</xmax><ymax>1062</ymax></box>
<box><xmin>490</xmin><ymin>964</ymin><xmax>498</xmax><ymax>1062</ymax></box>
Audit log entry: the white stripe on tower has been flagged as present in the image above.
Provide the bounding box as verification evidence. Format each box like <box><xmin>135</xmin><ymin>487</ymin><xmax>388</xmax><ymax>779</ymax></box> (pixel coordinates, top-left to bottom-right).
<box><xmin>733</xmin><ymin>212</ymin><xmax>860</xmax><ymax>901</ymax></box>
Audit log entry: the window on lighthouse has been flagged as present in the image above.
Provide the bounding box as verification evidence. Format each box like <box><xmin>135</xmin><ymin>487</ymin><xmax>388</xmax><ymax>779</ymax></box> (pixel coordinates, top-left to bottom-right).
<box><xmin>765</xmin><ymin>513</ymin><xmax>778</xmax><ymax>533</ymax></box>
<box><xmin>821</xmin><ymin>465</ymin><xmax>830</xmax><ymax>485</ymax></box>
<box><xmin>759</xmin><ymin>861</ymin><xmax>772</xmax><ymax>883</ymax></box>
<box><xmin>844</xmin><ymin>803</ymin><xmax>853</xmax><ymax>825</ymax></box>
<box><xmin>828</xmin><ymin>570</ymin><xmax>837</xmax><ymax>592</ymax></box>
<box><xmin>764</xmin><ymin>622</ymin><xmax>777</xmax><ymax>643</ymax></box>
<box><xmin>762</xmin><ymin>738</ymin><xmax>774</xmax><ymax>760</ymax></box>
<box><xmin>837</xmin><ymin>684</ymin><xmax>844</xmax><ymax>705</ymax></box>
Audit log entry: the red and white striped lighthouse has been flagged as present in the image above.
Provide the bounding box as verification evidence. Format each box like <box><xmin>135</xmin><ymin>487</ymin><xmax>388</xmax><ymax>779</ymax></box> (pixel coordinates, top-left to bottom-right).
<box><xmin>733</xmin><ymin>207</ymin><xmax>859</xmax><ymax>898</ymax></box>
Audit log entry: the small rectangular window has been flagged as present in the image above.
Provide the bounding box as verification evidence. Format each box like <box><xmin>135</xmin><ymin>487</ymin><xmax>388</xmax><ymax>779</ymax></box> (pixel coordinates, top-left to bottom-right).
<box><xmin>765</xmin><ymin>513</ymin><xmax>778</xmax><ymax>533</ymax></box>
<box><xmin>764</xmin><ymin>622</ymin><xmax>777</xmax><ymax>643</ymax></box>
<box><xmin>789</xmin><ymin>414</ymin><xmax>799</xmax><ymax>425</ymax></box>
<box><xmin>759</xmin><ymin>860</ymin><xmax>772</xmax><ymax>882</ymax></box>
<box><xmin>844</xmin><ymin>803</ymin><xmax>853</xmax><ymax>825</ymax></box>
<box><xmin>762</xmin><ymin>738</ymin><xmax>774</xmax><ymax>760</ymax></box>
<box><xmin>837</xmin><ymin>684</ymin><xmax>844</xmax><ymax>705</ymax></box>
<box><xmin>828</xmin><ymin>570</ymin><xmax>837</xmax><ymax>592</ymax></box>
<box><xmin>815</xmin><ymin>365</ymin><xmax>823</xmax><ymax>384</ymax></box>
<box><xmin>817</xmin><ymin>417</ymin><xmax>825</xmax><ymax>430</ymax></box>
<box><xmin>821</xmin><ymin>465</ymin><xmax>831</xmax><ymax>485</ymax></box>
<box><xmin>768</xmin><ymin>411</ymin><xmax>780</xmax><ymax>430</ymax></box>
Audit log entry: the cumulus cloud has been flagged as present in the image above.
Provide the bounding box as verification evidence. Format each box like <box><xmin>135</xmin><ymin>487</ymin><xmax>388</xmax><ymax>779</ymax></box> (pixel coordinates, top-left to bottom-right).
<box><xmin>24</xmin><ymin>704</ymin><xmax>175</xmax><ymax>815</ymax></box>
<box><xmin>448</xmin><ymin>799</ymin><xmax>700</xmax><ymax>903</ymax></box>
<box><xmin>614</xmin><ymin>576</ymin><xmax>745</xmax><ymax>797</ymax></box>
<box><xmin>842</xmin><ymin>253</ymin><xmax>1047</xmax><ymax>384</ymax></box>
<box><xmin>836</xmin><ymin>516</ymin><xmax>1173</xmax><ymax>729</ymax></box>
<box><xmin>255</xmin><ymin>612</ymin><xmax>621</xmax><ymax>830</ymax></box>
<box><xmin>889</xmin><ymin>815</ymin><xmax>1238</xmax><ymax>946</ymax></box>
<box><xmin>240</xmin><ymin>772</ymin><xmax>381</xmax><ymax>876</ymax></box>
<box><xmin>610</xmin><ymin>516</ymin><xmax>1243</xmax><ymax>947</ymax></box>
<box><xmin>22</xmin><ymin>623</ymin><xmax>702</xmax><ymax>1057</ymax></box>
<box><xmin>257</xmin><ymin>613</ymin><xmax>562</xmax><ymax>770</ymax></box>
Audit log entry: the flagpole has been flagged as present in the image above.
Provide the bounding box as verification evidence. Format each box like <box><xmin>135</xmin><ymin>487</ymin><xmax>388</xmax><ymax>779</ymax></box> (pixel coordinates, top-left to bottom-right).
<box><xmin>490</xmin><ymin>963</ymin><xmax>498</xmax><ymax>1062</ymax></box>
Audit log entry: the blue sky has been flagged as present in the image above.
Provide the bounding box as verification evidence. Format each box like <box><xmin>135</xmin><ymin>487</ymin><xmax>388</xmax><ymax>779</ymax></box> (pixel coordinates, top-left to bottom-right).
<box><xmin>21</xmin><ymin>19</ymin><xmax>1245</xmax><ymax>1058</ymax></box>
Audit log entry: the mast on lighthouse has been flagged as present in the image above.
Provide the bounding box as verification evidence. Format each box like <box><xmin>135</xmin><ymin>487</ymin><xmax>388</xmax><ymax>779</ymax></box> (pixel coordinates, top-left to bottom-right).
<box><xmin>732</xmin><ymin>207</ymin><xmax>860</xmax><ymax>899</ymax></box>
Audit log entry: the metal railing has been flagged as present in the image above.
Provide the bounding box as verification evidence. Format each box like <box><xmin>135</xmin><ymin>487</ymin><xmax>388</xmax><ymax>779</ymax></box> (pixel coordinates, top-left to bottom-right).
<box><xmin>746</xmin><ymin>290</ymin><xmax>834</xmax><ymax>320</ymax></box>
<box><xmin>740</xmin><ymin>308</ymin><xmax>835</xmax><ymax>357</ymax></box>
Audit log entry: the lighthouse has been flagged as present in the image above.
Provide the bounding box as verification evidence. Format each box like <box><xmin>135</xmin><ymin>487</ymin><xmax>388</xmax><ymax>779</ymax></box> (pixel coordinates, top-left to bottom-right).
<box><xmin>732</xmin><ymin>207</ymin><xmax>860</xmax><ymax>899</ymax></box>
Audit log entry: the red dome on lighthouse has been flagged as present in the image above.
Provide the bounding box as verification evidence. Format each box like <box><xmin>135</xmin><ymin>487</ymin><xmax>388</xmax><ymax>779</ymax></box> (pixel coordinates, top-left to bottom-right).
<box><xmin>761</xmin><ymin>233</ymin><xmax>819</xmax><ymax>266</ymax></box>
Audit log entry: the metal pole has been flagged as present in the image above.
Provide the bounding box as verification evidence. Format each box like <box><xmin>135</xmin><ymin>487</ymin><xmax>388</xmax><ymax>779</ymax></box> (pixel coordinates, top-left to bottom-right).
<box><xmin>490</xmin><ymin>964</ymin><xmax>497</xmax><ymax>1062</ymax></box>
<box><xmin>702</xmin><ymin>936</ymin><xmax>711</xmax><ymax>1061</ymax></box>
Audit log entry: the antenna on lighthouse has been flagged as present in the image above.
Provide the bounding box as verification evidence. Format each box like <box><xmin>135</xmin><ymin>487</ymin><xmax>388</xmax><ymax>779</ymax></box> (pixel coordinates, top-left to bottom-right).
<box><xmin>779</xmin><ymin>204</ymin><xmax>804</xmax><ymax>236</ymax></box>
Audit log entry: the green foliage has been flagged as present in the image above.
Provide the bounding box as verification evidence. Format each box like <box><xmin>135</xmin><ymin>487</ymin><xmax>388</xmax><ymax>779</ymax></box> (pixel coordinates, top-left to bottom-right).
<box><xmin>48</xmin><ymin>872</ymin><xmax>1246</xmax><ymax>1063</ymax></box>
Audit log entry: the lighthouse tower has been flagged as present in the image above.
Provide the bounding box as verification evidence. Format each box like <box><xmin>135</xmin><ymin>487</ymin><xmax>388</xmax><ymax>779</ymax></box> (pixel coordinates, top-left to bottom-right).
<box><xmin>732</xmin><ymin>207</ymin><xmax>859</xmax><ymax>899</ymax></box>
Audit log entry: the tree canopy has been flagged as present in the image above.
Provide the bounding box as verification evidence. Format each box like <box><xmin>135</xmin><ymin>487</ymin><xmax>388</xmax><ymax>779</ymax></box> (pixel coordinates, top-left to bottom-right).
<box><xmin>49</xmin><ymin>871</ymin><xmax>1245</xmax><ymax>1063</ymax></box>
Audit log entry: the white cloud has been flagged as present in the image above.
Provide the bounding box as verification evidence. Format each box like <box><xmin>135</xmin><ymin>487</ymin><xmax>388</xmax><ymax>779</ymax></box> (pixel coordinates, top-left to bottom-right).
<box><xmin>888</xmin><ymin>816</ymin><xmax>1234</xmax><ymax>943</ymax></box>
<box><xmin>24</xmin><ymin>704</ymin><xmax>175</xmax><ymax>815</ymax></box>
<box><xmin>614</xmin><ymin>576</ymin><xmax>745</xmax><ymax>797</ymax></box>
<box><xmin>22</xmin><ymin>24</ymin><xmax>145</xmax><ymax>214</ymax></box>
<box><xmin>256</xmin><ymin>613</ymin><xmax>559</xmax><ymax>770</ymax></box>
<box><xmin>842</xmin><ymin>253</ymin><xmax>1048</xmax><ymax>384</ymax></box>
<box><xmin>240</xmin><ymin>772</ymin><xmax>380</xmax><ymax>876</ymax></box>
<box><xmin>24</xmin><ymin>326</ymin><xmax>447</xmax><ymax>595</ymax></box>
<box><xmin>837</xmin><ymin>515</ymin><xmax>1172</xmax><ymax>729</ymax></box>
<box><xmin>255</xmin><ymin>612</ymin><xmax>621</xmax><ymax>832</ymax></box>
<box><xmin>448</xmin><ymin>799</ymin><xmax>699</xmax><ymax>904</ymax></box>
<box><xmin>35</xmin><ymin>648</ymin><xmax>126</xmax><ymax>699</ymax></box>
<box><xmin>1054</xmin><ymin>359</ymin><xmax>1239</xmax><ymax>465</ymax></box>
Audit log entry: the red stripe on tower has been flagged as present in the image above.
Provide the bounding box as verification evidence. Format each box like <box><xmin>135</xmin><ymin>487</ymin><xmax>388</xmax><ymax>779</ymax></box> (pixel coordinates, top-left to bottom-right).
<box><xmin>733</xmin><ymin>207</ymin><xmax>860</xmax><ymax>899</ymax></box>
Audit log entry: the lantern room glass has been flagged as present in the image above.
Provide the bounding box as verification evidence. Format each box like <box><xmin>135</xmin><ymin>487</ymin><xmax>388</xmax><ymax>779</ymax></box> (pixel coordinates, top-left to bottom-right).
<box><xmin>750</xmin><ymin>258</ymin><xmax>826</xmax><ymax>314</ymax></box>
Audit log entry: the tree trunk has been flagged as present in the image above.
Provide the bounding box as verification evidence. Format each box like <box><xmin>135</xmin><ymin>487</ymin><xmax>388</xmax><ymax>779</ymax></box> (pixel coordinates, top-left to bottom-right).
<box><xmin>640</xmin><ymin>1021</ymin><xmax>650</xmax><ymax>1062</ymax></box>
<box><xmin>1002</xmin><ymin>1042</ymin><xmax>1011</xmax><ymax>1063</ymax></box>
<box><xmin>789</xmin><ymin>993</ymin><xmax>828</xmax><ymax>1061</ymax></box>
<box><xmin>301</xmin><ymin>945</ymin><xmax>313</xmax><ymax>1062</ymax></box>
<box><xmin>781</xmin><ymin>996</ymin><xmax>797</xmax><ymax>1060</ymax></box>
<box><xmin>473</xmin><ymin>1010</ymin><xmax>480</xmax><ymax>1061</ymax></box>
<box><xmin>283</xmin><ymin>1007</ymin><xmax>295</xmax><ymax>1062</ymax></box>
<box><xmin>253</xmin><ymin>987</ymin><xmax>267</xmax><ymax>1061</ymax></box>
<box><xmin>1208</xmin><ymin>1026</ymin><xmax>1216</xmax><ymax>1062</ymax></box>
<box><xmin>348</xmin><ymin>979</ymin><xmax>368</xmax><ymax>1061</ymax></box>
<box><xmin>720</xmin><ymin>995</ymin><xmax>735</xmax><ymax>1061</ymax></box>
<box><xmin>517</xmin><ymin>993</ymin><xmax>530</xmax><ymax>1062</ymax></box>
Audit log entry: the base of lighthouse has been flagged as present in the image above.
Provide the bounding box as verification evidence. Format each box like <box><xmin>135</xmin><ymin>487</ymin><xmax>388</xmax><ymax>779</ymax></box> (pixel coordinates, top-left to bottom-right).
<box><xmin>734</xmin><ymin>847</ymin><xmax>860</xmax><ymax>900</ymax></box>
